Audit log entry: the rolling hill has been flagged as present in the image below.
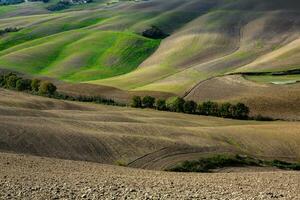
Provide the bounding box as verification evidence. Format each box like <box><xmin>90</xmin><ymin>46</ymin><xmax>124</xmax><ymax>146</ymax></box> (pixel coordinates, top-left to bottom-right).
<box><xmin>1</xmin><ymin>88</ymin><xmax>300</xmax><ymax>170</ymax></box>
<box><xmin>0</xmin><ymin>0</ymin><xmax>300</xmax><ymax>121</ymax></box>
<box><xmin>1</xmin><ymin>2</ymin><xmax>300</xmax><ymax>197</ymax></box>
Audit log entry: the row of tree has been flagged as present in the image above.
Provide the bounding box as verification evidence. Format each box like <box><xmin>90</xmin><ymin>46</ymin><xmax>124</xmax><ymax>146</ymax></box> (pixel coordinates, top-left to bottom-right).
<box><xmin>0</xmin><ymin>72</ymin><xmax>121</xmax><ymax>106</ymax></box>
<box><xmin>0</xmin><ymin>73</ymin><xmax>57</xmax><ymax>96</ymax></box>
<box><xmin>131</xmin><ymin>96</ymin><xmax>250</xmax><ymax>120</ymax></box>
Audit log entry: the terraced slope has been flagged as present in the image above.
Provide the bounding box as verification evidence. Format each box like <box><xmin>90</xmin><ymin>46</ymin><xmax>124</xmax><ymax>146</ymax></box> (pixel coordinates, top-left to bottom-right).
<box><xmin>1</xmin><ymin>88</ymin><xmax>300</xmax><ymax>170</ymax></box>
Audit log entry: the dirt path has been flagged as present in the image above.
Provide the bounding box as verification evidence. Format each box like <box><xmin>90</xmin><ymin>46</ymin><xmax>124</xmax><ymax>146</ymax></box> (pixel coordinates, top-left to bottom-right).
<box><xmin>0</xmin><ymin>152</ymin><xmax>299</xmax><ymax>200</ymax></box>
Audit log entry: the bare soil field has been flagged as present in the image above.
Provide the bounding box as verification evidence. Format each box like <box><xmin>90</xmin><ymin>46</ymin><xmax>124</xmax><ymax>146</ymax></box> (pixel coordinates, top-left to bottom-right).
<box><xmin>0</xmin><ymin>152</ymin><xmax>299</xmax><ymax>200</ymax></box>
<box><xmin>185</xmin><ymin>75</ymin><xmax>300</xmax><ymax>120</ymax></box>
<box><xmin>1</xmin><ymin>88</ymin><xmax>300</xmax><ymax>170</ymax></box>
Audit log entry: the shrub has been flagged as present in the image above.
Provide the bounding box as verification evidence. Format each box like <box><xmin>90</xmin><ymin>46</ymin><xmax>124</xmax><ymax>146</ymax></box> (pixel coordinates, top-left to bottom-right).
<box><xmin>252</xmin><ymin>114</ymin><xmax>274</xmax><ymax>121</ymax></box>
<box><xmin>142</xmin><ymin>96</ymin><xmax>155</xmax><ymax>108</ymax></box>
<box><xmin>38</xmin><ymin>81</ymin><xmax>57</xmax><ymax>95</ymax></box>
<box><xmin>183</xmin><ymin>100</ymin><xmax>197</xmax><ymax>114</ymax></box>
<box><xmin>131</xmin><ymin>96</ymin><xmax>142</xmax><ymax>108</ymax></box>
<box><xmin>156</xmin><ymin>99</ymin><xmax>167</xmax><ymax>111</ymax></box>
<box><xmin>16</xmin><ymin>79</ymin><xmax>32</xmax><ymax>91</ymax></box>
<box><xmin>142</xmin><ymin>25</ymin><xmax>169</xmax><ymax>39</ymax></box>
<box><xmin>166</xmin><ymin>97</ymin><xmax>185</xmax><ymax>112</ymax></box>
<box><xmin>31</xmin><ymin>79</ymin><xmax>41</xmax><ymax>92</ymax></box>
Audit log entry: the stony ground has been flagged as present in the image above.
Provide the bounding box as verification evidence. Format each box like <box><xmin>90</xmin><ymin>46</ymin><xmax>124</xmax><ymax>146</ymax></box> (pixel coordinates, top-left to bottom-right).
<box><xmin>0</xmin><ymin>153</ymin><xmax>299</xmax><ymax>200</ymax></box>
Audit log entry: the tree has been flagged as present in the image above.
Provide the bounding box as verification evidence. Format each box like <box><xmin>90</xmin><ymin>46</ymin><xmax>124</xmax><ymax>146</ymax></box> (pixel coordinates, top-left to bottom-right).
<box><xmin>16</xmin><ymin>79</ymin><xmax>32</xmax><ymax>91</ymax></box>
<box><xmin>6</xmin><ymin>74</ymin><xmax>19</xmax><ymax>89</ymax></box>
<box><xmin>234</xmin><ymin>103</ymin><xmax>250</xmax><ymax>119</ymax></box>
<box><xmin>156</xmin><ymin>99</ymin><xmax>166</xmax><ymax>111</ymax></box>
<box><xmin>166</xmin><ymin>97</ymin><xmax>185</xmax><ymax>112</ymax></box>
<box><xmin>31</xmin><ymin>79</ymin><xmax>41</xmax><ymax>92</ymax></box>
<box><xmin>219</xmin><ymin>102</ymin><xmax>233</xmax><ymax>118</ymax></box>
<box><xmin>38</xmin><ymin>81</ymin><xmax>57</xmax><ymax>95</ymax></box>
<box><xmin>131</xmin><ymin>96</ymin><xmax>142</xmax><ymax>108</ymax></box>
<box><xmin>199</xmin><ymin>101</ymin><xmax>219</xmax><ymax>116</ymax></box>
<box><xmin>183</xmin><ymin>100</ymin><xmax>197</xmax><ymax>114</ymax></box>
<box><xmin>142</xmin><ymin>96</ymin><xmax>155</xmax><ymax>108</ymax></box>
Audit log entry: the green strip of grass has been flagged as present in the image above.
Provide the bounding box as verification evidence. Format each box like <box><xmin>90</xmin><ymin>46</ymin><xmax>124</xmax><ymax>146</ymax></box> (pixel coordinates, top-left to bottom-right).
<box><xmin>168</xmin><ymin>154</ymin><xmax>300</xmax><ymax>173</ymax></box>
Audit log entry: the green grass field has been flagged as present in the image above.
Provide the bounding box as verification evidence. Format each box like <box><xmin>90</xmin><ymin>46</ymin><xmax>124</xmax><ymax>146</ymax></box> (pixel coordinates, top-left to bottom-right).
<box><xmin>0</xmin><ymin>0</ymin><xmax>299</xmax><ymax>94</ymax></box>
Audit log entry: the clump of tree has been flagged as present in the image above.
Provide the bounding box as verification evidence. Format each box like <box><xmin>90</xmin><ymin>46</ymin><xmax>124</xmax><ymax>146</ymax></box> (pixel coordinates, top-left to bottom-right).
<box><xmin>0</xmin><ymin>27</ymin><xmax>21</xmax><ymax>36</ymax></box>
<box><xmin>166</xmin><ymin>97</ymin><xmax>185</xmax><ymax>112</ymax></box>
<box><xmin>0</xmin><ymin>72</ymin><xmax>56</xmax><ymax>96</ymax></box>
<box><xmin>47</xmin><ymin>0</ymin><xmax>93</xmax><ymax>11</ymax></box>
<box><xmin>131</xmin><ymin>96</ymin><xmax>142</xmax><ymax>108</ymax></box>
<box><xmin>0</xmin><ymin>0</ymin><xmax>24</xmax><ymax>5</ymax></box>
<box><xmin>28</xmin><ymin>0</ymin><xmax>50</xmax><ymax>3</ymax></box>
<box><xmin>142</xmin><ymin>96</ymin><xmax>155</xmax><ymax>108</ymax></box>
<box><xmin>47</xmin><ymin>1</ymin><xmax>71</xmax><ymax>11</ymax></box>
<box><xmin>183</xmin><ymin>100</ymin><xmax>197</xmax><ymax>114</ymax></box>
<box><xmin>16</xmin><ymin>79</ymin><xmax>32</xmax><ymax>91</ymax></box>
<box><xmin>0</xmin><ymin>72</ymin><xmax>120</xmax><ymax>106</ymax></box>
<box><xmin>38</xmin><ymin>81</ymin><xmax>57</xmax><ymax>95</ymax></box>
<box><xmin>55</xmin><ymin>93</ymin><xmax>119</xmax><ymax>106</ymax></box>
<box><xmin>142</xmin><ymin>25</ymin><xmax>169</xmax><ymax>39</ymax></box>
<box><xmin>156</xmin><ymin>99</ymin><xmax>167</xmax><ymax>111</ymax></box>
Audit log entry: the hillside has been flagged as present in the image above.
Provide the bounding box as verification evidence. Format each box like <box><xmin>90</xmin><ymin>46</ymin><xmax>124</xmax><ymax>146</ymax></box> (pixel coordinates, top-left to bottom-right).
<box><xmin>1</xmin><ymin>88</ymin><xmax>300</xmax><ymax>170</ymax></box>
<box><xmin>0</xmin><ymin>0</ymin><xmax>300</xmax><ymax>119</ymax></box>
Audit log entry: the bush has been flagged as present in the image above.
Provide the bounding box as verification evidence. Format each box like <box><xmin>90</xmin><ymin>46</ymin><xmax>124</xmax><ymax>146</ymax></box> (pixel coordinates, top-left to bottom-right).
<box><xmin>252</xmin><ymin>114</ymin><xmax>274</xmax><ymax>121</ymax></box>
<box><xmin>16</xmin><ymin>79</ymin><xmax>32</xmax><ymax>91</ymax></box>
<box><xmin>31</xmin><ymin>79</ymin><xmax>41</xmax><ymax>92</ymax></box>
<box><xmin>38</xmin><ymin>81</ymin><xmax>57</xmax><ymax>95</ymax></box>
<box><xmin>156</xmin><ymin>99</ymin><xmax>167</xmax><ymax>111</ymax></box>
<box><xmin>183</xmin><ymin>100</ymin><xmax>197</xmax><ymax>114</ymax></box>
<box><xmin>131</xmin><ymin>96</ymin><xmax>142</xmax><ymax>108</ymax></box>
<box><xmin>166</xmin><ymin>97</ymin><xmax>185</xmax><ymax>112</ymax></box>
<box><xmin>142</xmin><ymin>25</ymin><xmax>169</xmax><ymax>39</ymax></box>
<box><xmin>142</xmin><ymin>96</ymin><xmax>155</xmax><ymax>108</ymax></box>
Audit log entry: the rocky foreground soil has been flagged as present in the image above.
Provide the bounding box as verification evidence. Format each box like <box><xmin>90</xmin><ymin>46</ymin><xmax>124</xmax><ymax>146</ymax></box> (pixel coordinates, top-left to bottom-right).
<box><xmin>0</xmin><ymin>152</ymin><xmax>299</xmax><ymax>200</ymax></box>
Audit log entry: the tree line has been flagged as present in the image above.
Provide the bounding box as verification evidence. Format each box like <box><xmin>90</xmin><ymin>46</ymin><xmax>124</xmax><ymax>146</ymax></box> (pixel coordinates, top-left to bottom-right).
<box><xmin>0</xmin><ymin>72</ymin><xmax>271</xmax><ymax>121</ymax></box>
<box><xmin>0</xmin><ymin>72</ymin><xmax>57</xmax><ymax>95</ymax></box>
<box><xmin>0</xmin><ymin>72</ymin><xmax>120</xmax><ymax>106</ymax></box>
<box><xmin>131</xmin><ymin>96</ymin><xmax>250</xmax><ymax>120</ymax></box>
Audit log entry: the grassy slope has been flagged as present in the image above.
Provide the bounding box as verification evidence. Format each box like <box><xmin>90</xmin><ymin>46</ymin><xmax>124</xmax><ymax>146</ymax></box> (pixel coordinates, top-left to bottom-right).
<box><xmin>89</xmin><ymin>0</ymin><xmax>300</xmax><ymax>94</ymax></box>
<box><xmin>0</xmin><ymin>0</ymin><xmax>300</xmax><ymax>95</ymax></box>
<box><xmin>0</xmin><ymin>29</ymin><xmax>160</xmax><ymax>81</ymax></box>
